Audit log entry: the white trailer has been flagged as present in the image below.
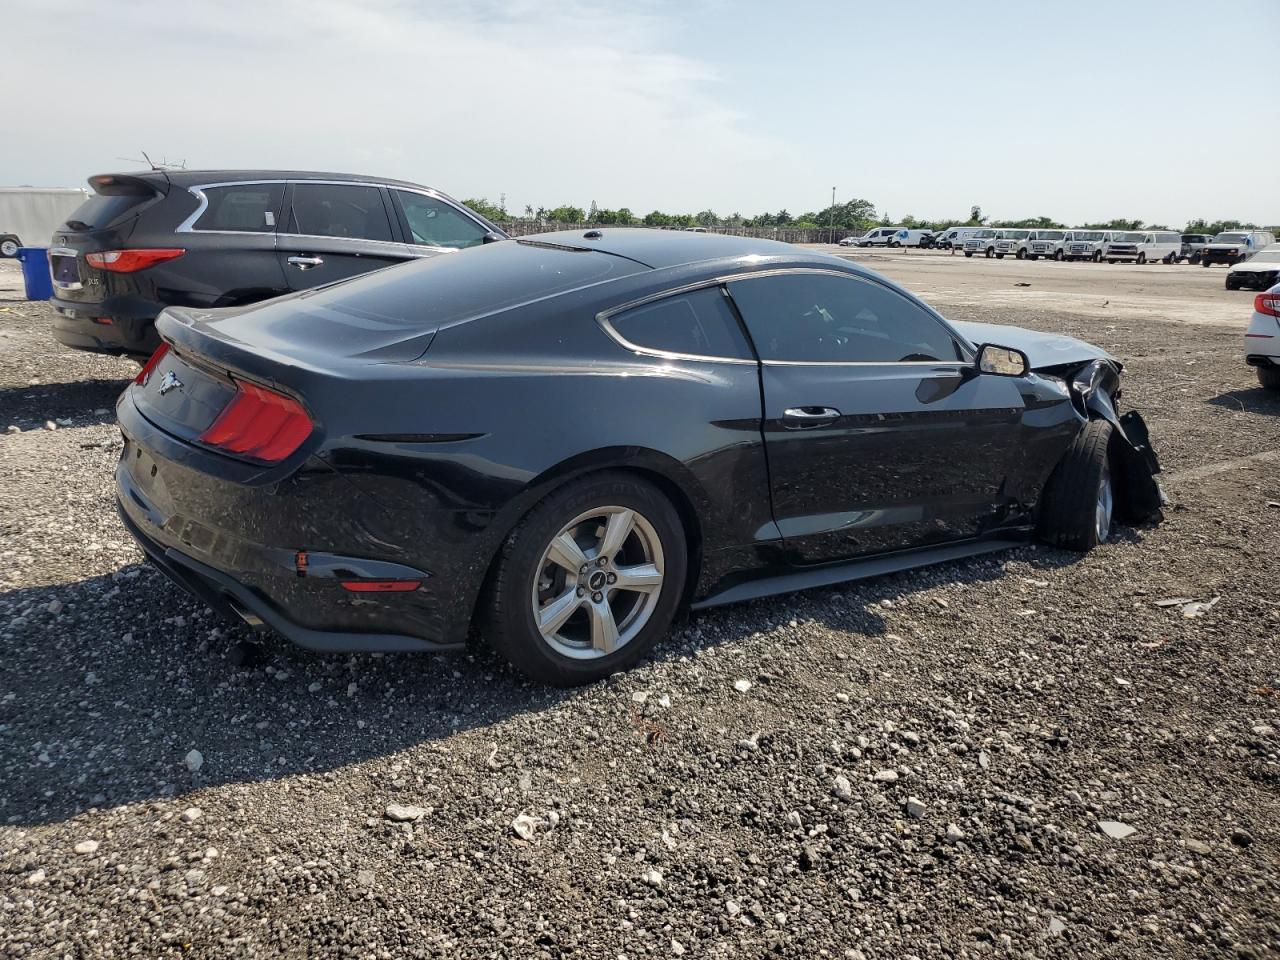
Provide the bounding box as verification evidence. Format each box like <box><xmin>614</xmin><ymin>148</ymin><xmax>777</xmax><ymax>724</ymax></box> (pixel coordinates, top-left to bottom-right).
<box><xmin>0</xmin><ymin>187</ymin><xmax>91</xmax><ymax>257</ymax></box>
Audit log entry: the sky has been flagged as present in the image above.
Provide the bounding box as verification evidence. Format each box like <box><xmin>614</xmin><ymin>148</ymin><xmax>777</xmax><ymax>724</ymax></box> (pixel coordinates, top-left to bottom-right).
<box><xmin>4</xmin><ymin>0</ymin><xmax>1276</xmax><ymax>227</ymax></box>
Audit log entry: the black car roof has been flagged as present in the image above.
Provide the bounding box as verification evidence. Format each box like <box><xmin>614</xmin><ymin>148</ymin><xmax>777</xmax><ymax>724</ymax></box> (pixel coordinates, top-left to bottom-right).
<box><xmin>521</xmin><ymin>228</ymin><xmax>858</xmax><ymax>272</ymax></box>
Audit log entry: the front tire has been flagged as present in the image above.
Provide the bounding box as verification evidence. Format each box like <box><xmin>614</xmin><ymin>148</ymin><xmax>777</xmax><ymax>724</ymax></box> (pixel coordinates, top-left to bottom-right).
<box><xmin>964</xmin><ymin>251</ymin><xmax>974</xmax><ymax>258</ymax></box>
<box><xmin>1137</xmin><ymin>252</ymin><xmax>1147</xmax><ymax>264</ymax></box>
<box><xmin>1037</xmin><ymin>419</ymin><xmax>1115</xmax><ymax>552</ymax></box>
<box><xmin>1258</xmin><ymin>367</ymin><xmax>1280</xmax><ymax>391</ymax></box>
<box><xmin>1055</xmin><ymin>249</ymin><xmax>1064</xmax><ymax>261</ymax></box>
<box><xmin>483</xmin><ymin>473</ymin><xmax>687</xmax><ymax>685</ymax></box>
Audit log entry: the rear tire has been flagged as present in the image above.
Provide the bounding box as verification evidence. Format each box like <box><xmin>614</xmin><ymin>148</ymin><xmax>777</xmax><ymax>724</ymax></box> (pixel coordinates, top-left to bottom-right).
<box><xmin>0</xmin><ymin>237</ymin><xmax>19</xmax><ymax>258</ymax></box>
<box><xmin>1258</xmin><ymin>367</ymin><xmax>1280</xmax><ymax>391</ymax></box>
<box><xmin>1037</xmin><ymin>419</ymin><xmax>1115</xmax><ymax>552</ymax></box>
<box><xmin>483</xmin><ymin>473</ymin><xmax>687</xmax><ymax>686</ymax></box>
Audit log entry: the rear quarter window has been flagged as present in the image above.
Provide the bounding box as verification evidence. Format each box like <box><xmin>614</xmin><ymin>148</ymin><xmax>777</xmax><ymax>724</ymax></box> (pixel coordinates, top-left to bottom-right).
<box><xmin>607</xmin><ymin>287</ymin><xmax>752</xmax><ymax>360</ymax></box>
<box><xmin>192</xmin><ymin>184</ymin><xmax>284</xmax><ymax>233</ymax></box>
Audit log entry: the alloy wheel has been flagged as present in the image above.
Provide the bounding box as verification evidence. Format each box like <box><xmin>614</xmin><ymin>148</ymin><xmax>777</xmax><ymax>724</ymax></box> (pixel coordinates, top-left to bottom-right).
<box><xmin>531</xmin><ymin>506</ymin><xmax>665</xmax><ymax>660</ymax></box>
<box><xmin>1095</xmin><ymin>462</ymin><xmax>1114</xmax><ymax>544</ymax></box>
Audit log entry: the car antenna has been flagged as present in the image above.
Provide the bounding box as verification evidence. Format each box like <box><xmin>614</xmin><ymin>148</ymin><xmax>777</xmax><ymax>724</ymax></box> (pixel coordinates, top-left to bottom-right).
<box><xmin>113</xmin><ymin>151</ymin><xmax>188</xmax><ymax>171</ymax></box>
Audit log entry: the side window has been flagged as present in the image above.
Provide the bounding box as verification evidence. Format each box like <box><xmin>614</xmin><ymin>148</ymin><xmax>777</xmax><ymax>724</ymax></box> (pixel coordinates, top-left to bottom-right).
<box><xmin>192</xmin><ymin>184</ymin><xmax>283</xmax><ymax>232</ymax></box>
<box><xmin>608</xmin><ymin>286</ymin><xmax>752</xmax><ymax>360</ymax></box>
<box><xmin>393</xmin><ymin>191</ymin><xmax>488</xmax><ymax>249</ymax></box>
<box><xmin>287</xmin><ymin>183</ymin><xmax>393</xmax><ymax>242</ymax></box>
<box><xmin>728</xmin><ymin>273</ymin><xmax>962</xmax><ymax>364</ymax></box>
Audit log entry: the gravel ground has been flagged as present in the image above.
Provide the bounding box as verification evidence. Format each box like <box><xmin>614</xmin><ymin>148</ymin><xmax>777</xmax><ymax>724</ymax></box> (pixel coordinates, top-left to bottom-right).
<box><xmin>1</xmin><ymin>257</ymin><xmax>1277</xmax><ymax>959</ymax></box>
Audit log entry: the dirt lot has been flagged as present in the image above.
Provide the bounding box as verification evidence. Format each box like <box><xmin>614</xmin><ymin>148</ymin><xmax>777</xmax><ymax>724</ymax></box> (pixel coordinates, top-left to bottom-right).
<box><xmin>1</xmin><ymin>253</ymin><xmax>1277</xmax><ymax>959</ymax></box>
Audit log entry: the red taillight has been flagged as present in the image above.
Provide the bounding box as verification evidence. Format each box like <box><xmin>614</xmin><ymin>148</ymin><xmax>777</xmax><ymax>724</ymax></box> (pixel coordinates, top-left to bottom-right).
<box><xmin>85</xmin><ymin>248</ymin><xmax>185</xmax><ymax>272</ymax></box>
<box><xmin>1256</xmin><ymin>293</ymin><xmax>1280</xmax><ymax>318</ymax></box>
<box><xmin>198</xmin><ymin>381</ymin><xmax>314</xmax><ymax>463</ymax></box>
<box><xmin>340</xmin><ymin>580</ymin><xmax>421</xmax><ymax>593</ymax></box>
<box><xmin>133</xmin><ymin>342</ymin><xmax>170</xmax><ymax>386</ymax></box>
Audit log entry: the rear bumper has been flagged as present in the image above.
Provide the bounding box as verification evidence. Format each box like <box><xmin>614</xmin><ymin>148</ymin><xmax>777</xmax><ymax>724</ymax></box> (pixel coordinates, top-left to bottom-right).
<box><xmin>114</xmin><ymin>399</ymin><xmax>467</xmax><ymax>653</ymax></box>
<box><xmin>51</xmin><ymin>295</ymin><xmax>161</xmax><ymax>357</ymax></box>
<box><xmin>117</xmin><ymin>501</ymin><xmax>453</xmax><ymax>653</ymax></box>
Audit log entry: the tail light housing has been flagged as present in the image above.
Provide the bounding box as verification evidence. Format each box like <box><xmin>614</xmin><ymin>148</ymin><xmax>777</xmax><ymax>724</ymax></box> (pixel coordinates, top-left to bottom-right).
<box><xmin>1256</xmin><ymin>293</ymin><xmax>1280</xmax><ymax>319</ymax></box>
<box><xmin>133</xmin><ymin>343</ymin><xmax>170</xmax><ymax>386</ymax></box>
<box><xmin>85</xmin><ymin>248</ymin><xmax>185</xmax><ymax>272</ymax></box>
<box><xmin>198</xmin><ymin>381</ymin><xmax>314</xmax><ymax>463</ymax></box>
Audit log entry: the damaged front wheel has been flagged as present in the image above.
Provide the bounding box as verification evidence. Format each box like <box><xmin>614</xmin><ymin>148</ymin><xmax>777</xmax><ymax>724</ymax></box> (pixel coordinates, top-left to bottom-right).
<box><xmin>1037</xmin><ymin>419</ymin><xmax>1114</xmax><ymax>551</ymax></box>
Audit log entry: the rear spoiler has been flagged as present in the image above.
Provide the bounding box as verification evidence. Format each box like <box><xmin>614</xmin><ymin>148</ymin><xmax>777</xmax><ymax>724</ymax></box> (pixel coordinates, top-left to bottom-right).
<box><xmin>88</xmin><ymin>173</ymin><xmax>168</xmax><ymax>197</ymax></box>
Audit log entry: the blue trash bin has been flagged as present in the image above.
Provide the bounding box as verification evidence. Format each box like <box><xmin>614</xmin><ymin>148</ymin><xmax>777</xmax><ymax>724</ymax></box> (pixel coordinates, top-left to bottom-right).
<box><xmin>15</xmin><ymin>247</ymin><xmax>54</xmax><ymax>301</ymax></box>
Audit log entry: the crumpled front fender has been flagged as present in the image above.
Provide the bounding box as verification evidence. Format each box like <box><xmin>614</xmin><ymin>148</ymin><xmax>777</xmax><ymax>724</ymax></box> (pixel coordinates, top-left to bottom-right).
<box><xmin>1070</xmin><ymin>359</ymin><xmax>1164</xmax><ymax>522</ymax></box>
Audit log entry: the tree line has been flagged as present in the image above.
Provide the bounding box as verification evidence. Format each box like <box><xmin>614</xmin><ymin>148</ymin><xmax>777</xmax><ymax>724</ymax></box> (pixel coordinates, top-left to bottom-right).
<box><xmin>462</xmin><ymin>198</ymin><xmax>1275</xmax><ymax>237</ymax></box>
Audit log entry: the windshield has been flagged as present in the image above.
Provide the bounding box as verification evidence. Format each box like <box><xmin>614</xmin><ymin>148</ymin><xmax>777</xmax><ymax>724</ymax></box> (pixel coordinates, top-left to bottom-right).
<box><xmin>973</xmin><ymin>230</ymin><xmax>996</xmax><ymax>238</ymax></box>
<box><xmin>1214</xmin><ymin>233</ymin><xmax>1248</xmax><ymax>243</ymax></box>
<box><xmin>1119</xmin><ymin>233</ymin><xmax>1145</xmax><ymax>242</ymax></box>
<box><xmin>1001</xmin><ymin>231</ymin><xmax>1029</xmax><ymax>239</ymax></box>
<box><xmin>1249</xmin><ymin>250</ymin><xmax>1280</xmax><ymax>263</ymax></box>
<box><xmin>1074</xmin><ymin>232</ymin><xmax>1103</xmax><ymax>241</ymax></box>
<box><xmin>1037</xmin><ymin>231</ymin><xmax>1064</xmax><ymax>240</ymax></box>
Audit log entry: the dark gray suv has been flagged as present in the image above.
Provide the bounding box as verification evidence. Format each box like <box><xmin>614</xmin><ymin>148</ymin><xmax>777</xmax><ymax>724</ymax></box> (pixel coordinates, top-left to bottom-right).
<box><xmin>49</xmin><ymin>170</ymin><xmax>506</xmax><ymax>358</ymax></box>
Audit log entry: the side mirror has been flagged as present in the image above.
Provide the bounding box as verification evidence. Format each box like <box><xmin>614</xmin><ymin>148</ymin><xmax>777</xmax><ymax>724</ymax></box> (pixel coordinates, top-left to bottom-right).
<box><xmin>977</xmin><ymin>343</ymin><xmax>1029</xmax><ymax>377</ymax></box>
<box><xmin>482</xmin><ymin>231</ymin><xmax>506</xmax><ymax>244</ymax></box>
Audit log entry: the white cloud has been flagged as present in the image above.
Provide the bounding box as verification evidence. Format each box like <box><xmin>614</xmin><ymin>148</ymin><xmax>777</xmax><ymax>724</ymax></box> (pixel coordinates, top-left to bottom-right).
<box><xmin>3</xmin><ymin>0</ymin><xmax>802</xmax><ymax>214</ymax></box>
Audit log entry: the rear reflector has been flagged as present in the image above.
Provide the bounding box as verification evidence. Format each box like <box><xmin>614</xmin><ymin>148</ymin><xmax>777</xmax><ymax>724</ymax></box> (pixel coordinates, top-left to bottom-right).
<box><xmin>92</xmin><ymin>317</ymin><xmax>113</xmax><ymax>325</ymax></box>
<box><xmin>85</xmin><ymin>248</ymin><xmax>185</xmax><ymax>272</ymax></box>
<box><xmin>134</xmin><ymin>342</ymin><xmax>170</xmax><ymax>386</ymax></box>
<box><xmin>198</xmin><ymin>381</ymin><xmax>314</xmax><ymax>463</ymax></box>
<box><xmin>1256</xmin><ymin>293</ymin><xmax>1280</xmax><ymax>318</ymax></box>
<box><xmin>340</xmin><ymin>580</ymin><xmax>422</xmax><ymax>593</ymax></box>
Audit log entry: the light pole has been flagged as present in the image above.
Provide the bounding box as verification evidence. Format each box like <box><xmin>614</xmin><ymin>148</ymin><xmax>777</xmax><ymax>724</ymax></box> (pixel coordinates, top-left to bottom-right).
<box><xmin>829</xmin><ymin>186</ymin><xmax>836</xmax><ymax>245</ymax></box>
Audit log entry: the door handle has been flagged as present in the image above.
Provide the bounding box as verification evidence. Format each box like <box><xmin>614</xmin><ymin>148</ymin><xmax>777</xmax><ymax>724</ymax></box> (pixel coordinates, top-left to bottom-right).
<box><xmin>288</xmin><ymin>255</ymin><xmax>324</xmax><ymax>270</ymax></box>
<box><xmin>782</xmin><ymin>406</ymin><xmax>841</xmax><ymax>428</ymax></box>
<box><xmin>784</xmin><ymin>406</ymin><xmax>841</xmax><ymax>418</ymax></box>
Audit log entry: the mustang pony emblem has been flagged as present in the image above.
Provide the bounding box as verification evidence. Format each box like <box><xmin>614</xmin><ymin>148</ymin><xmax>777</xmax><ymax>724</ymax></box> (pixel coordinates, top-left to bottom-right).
<box><xmin>158</xmin><ymin>370</ymin><xmax>184</xmax><ymax>396</ymax></box>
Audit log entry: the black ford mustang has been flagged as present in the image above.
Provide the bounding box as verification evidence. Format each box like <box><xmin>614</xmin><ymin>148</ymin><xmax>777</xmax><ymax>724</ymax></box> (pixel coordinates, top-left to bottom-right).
<box><xmin>115</xmin><ymin>230</ymin><xmax>1162</xmax><ymax>684</ymax></box>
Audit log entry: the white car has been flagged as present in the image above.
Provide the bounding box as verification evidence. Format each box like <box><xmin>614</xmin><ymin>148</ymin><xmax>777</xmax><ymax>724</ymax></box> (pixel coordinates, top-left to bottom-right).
<box><xmin>1226</xmin><ymin>246</ymin><xmax>1280</xmax><ymax>291</ymax></box>
<box><xmin>1245</xmin><ymin>283</ymin><xmax>1280</xmax><ymax>390</ymax></box>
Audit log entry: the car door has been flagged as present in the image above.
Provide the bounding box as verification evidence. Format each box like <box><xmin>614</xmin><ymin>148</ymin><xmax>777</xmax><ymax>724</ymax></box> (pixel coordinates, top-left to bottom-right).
<box><xmin>726</xmin><ymin>269</ymin><xmax>1027</xmax><ymax>565</ymax></box>
<box><xmin>275</xmin><ymin>181</ymin><xmax>413</xmax><ymax>290</ymax></box>
<box><xmin>388</xmin><ymin>189</ymin><xmax>492</xmax><ymax>259</ymax></box>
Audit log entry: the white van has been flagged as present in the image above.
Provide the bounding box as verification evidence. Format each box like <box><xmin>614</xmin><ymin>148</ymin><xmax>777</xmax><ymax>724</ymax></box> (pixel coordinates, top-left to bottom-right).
<box><xmin>993</xmin><ymin>229</ymin><xmax>1034</xmax><ymax>259</ymax></box>
<box><xmin>1200</xmin><ymin>230</ymin><xmax>1277</xmax><ymax>267</ymax></box>
<box><xmin>962</xmin><ymin>229</ymin><xmax>1000</xmax><ymax>257</ymax></box>
<box><xmin>935</xmin><ymin>227</ymin><xmax>981</xmax><ymax>250</ymax></box>
<box><xmin>1105</xmin><ymin>231</ymin><xmax>1181</xmax><ymax>264</ymax></box>
<box><xmin>854</xmin><ymin>227</ymin><xmax>899</xmax><ymax>247</ymax></box>
<box><xmin>892</xmin><ymin>228</ymin><xmax>934</xmax><ymax>248</ymax></box>
<box><xmin>1062</xmin><ymin>230</ymin><xmax>1120</xmax><ymax>262</ymax></box>
<box><xmin>1026</xmin><ymin>230</ymin><xmax>1068</xmax><ymax>260</ymax></box>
